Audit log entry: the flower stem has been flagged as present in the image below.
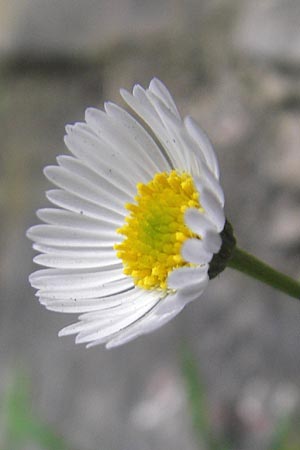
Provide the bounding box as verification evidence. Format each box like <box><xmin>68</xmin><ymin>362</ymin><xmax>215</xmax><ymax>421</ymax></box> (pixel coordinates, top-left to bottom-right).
<box><xmin>228</xmin><ymin>247</ymin><xmax>300</xmax><ymax>300</ymax></box>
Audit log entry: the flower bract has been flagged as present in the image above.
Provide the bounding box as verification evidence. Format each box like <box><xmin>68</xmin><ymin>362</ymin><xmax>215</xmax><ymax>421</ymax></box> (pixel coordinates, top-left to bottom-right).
<box><xmin>27</xmin><ymin>78</ymin><xmax>225</xmax><ymax>348</ymax></box>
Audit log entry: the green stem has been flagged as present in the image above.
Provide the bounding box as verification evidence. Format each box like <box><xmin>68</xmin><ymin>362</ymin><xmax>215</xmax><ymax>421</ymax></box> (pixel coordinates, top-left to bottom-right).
<box><xmin>228</xmin><ymin>247</ymin><xmax>300</xmax><ymax>300</ymax></box>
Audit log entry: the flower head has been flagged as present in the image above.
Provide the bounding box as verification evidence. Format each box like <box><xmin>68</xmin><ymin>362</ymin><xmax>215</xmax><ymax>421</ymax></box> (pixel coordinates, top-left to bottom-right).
<box><xmin>27</xmin><ymin>78</ymin><xmax>226</xmax><ymax>348</ymax></box>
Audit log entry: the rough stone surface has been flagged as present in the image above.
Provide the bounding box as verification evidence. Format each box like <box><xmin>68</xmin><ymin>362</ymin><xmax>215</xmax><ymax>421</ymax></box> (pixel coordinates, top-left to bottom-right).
<box><xmin>235</xmin><ymin>0</ymin><xmax>300</xmax><ymax>67</ymax></box>
<box><xmin>1</xmin><ymin>1</ymin><xmax>300</xmax><ymax>450</ymax></box>
<box><xmin>0</xmin><ymin>0</ymin><xmax>222</xmax><ymax>59</ymax></box>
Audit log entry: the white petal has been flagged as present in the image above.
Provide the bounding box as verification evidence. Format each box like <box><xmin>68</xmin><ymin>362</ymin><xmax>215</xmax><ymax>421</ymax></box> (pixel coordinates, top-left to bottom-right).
<box><xmin>57</xmin><ymin>156</ymin><xmax>131</xmax><ymax>205</ymax></box>
<box><xmin>198</xmin><ymin>188</ymin><xmax>225</xmax><ymax>232</ymax></box>
<box><xmin>194</xmin><ymin>171</ymin><xmax>225</xmax><ymax>207</ymax></box>
<box><xmin>167</xmin><ymin>266</ymin><xmax>208</xmax><ymax>290</ymax></box>
<box><xmin>64</xmin><ymin>122</ymin><xmax>137</xmax><ymax>194</ymax></box>
<box><xmin>181</xmin><ymin>238</ymin><xmax>213</xmax><ymax>264</ymax></box>
<box><xmin>185</xmin><ymin>208</ymin><xmax>216</xmax><ymax>235</ymax></box>
<box><xmin>36</xmin><ymin>277</ymin><xmax>134</xmax><ymax>300</ymax></box>
<box><xmin>184</xmin><ymin>116</ymin><xmax>220</xmax><ymax>178</ymax></box>
<box><xmin>46</xmin><ymin>189</ymin><xmax>124</xmax><ymax>225</ymax></box>
<box><xmin>61</xmin><ymin>293</ymin><xmax>159</xmax><ymax>345</ymax></box>
<box><xmin>148</xmin><ymin>78</ymin><xmax>181</xmax><ymax>119</ymax></box>
<box><xmin>27</xmin><ymin>224</ymin><xmax>121</xmax><ymax>247</ymax></box>
<box><xmin>158</xmin><ymin>279</ymin><xmax>208</xmax><ymax>315</ymax></box>
<box><xmin>184</xmin><ymin>208</ymin><xmax>222</xmax><ymax>254</ymax></box>
<box><xmin>106</xmin><ymin>302</ymin><xmax>183</xmax><ymax>348</ymax></box>
<box><xmin>173</xmin><ymin>280</ymin><xmax>207</xmax><ymax>305</ymax></box>
<box><xmin>84</xmin><ymin>108</ymin><xmax>156</xmax><ymax>180</ymax></box>
<box><xmin>104</xmin><ymin>102</ymin><xmax>170</xmax><ymax>172</ymax></box>
<box><xmin>132</xmin><ymin>84</ymin><xmax>162</xmax><ymax>122</ymax></box>
<box><xmin>37</xmin><ymin>208</ymin><xmax>118</xmax><ymax>232</ymax></box>
<box><xmin>33</xmin><ymin>243</ymin><xmax>116</xmax><ymax>258</ymax></box>
<box><xmin>77</xmin><ymin>290</ymin><xmax>158</xmax><ymax>323</ymax></box>
<box><xmin>41</xmin><ymin>297</ymin><xmax>122</xmax><ymax>313</ymax></box>
<box><xmin>29</xmin><ymin>267</ymin><xmax>125</xmax><ymax>290</ymax></box>
<box><xmin>32</xmin><ymin>243</ymin><xmax>120</xmax><ymax>271</ymax></box>
<box><xmin>146</xmin><ymin>91</ymin><xmax>195</xmax><ymax>171</ymax></box>
<box><xmin>33</xmin><ymin>253</ymin><xmax>120</xmax><ymax>269</ymax></box>
<box><xmin>44</xmin><ymin>166</ymin><xmax>127</xmax><ymax>216</ymax></box>
<box><xmin>42</xmin><ymin>286</ymin><xmax>143</xmax><ymax>313</ymax></box>
<box><xmin>106</xmin><ymin>266</ymin><xmax>208</xmax><ymax>348</ymax></box>
<box><xmin>121</xmin><ymin>87</ymin><xmax>182</xmax><ymax>169</ymax></box>
<box><xmin>202</xmin><ymin>231</ymin><xmax>222</xmax><ymax>254</ymax></box>
<box><xmin>106</xmin><ymin>268</ymin><xmax>208</xmax><ymax>349</ymax></box>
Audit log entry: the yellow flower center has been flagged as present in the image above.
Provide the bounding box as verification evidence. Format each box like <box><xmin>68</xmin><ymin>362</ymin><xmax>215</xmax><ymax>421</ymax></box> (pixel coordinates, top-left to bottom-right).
<box><xmin>115</xmin><ymin>170</ymin><xmax>203</xmax><ymax>291</ymax></box>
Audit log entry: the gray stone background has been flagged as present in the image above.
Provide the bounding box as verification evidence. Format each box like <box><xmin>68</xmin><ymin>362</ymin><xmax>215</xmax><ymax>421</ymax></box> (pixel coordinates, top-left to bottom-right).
<box><xmin>1</xmin><ymin>0</ymin><xmax>300</xmax><ymax>449</ymax></box>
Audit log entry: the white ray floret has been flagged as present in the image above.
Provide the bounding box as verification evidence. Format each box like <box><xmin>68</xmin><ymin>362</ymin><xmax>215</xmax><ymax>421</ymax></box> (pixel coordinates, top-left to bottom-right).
<box><xmin>27</xmin><ymin>77</ymin><xmax>225</xmax><ymax>348</ymax></box>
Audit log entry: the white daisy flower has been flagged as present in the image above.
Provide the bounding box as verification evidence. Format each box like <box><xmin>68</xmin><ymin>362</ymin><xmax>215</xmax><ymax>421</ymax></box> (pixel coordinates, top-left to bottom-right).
<box><xmin>27</xmin><ymin>78</ymin><xmax>228</xmax><ymax>348</ymax></box>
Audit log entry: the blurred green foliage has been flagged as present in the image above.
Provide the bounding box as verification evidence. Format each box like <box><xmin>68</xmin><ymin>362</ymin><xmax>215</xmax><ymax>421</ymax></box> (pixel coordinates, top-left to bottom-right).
<box><xmin>0</xmin><ymin>373</ymin><xmax>71</xmax><ymax>450</ymax></box>
<box><xmin>1</xmin><ymin>359</ymin><xmax>300</xmax><ymax>450</ymax></box>
<box><xmin>181</xmin><ymin>345</ymin><xmax>300</xmax><ymax>450</ymax></box>
<box><xmin>181</xmin><ymin>346</ymin><xmax>230</xmax><ymax>450</ymax></box>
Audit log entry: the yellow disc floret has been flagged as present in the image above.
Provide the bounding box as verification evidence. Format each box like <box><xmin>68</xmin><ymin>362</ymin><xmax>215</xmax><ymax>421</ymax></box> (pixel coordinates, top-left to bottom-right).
<box><xmin>115</xmin><ymin>170</ymin><xmax>203</xmax><ymax>291</ymax></box>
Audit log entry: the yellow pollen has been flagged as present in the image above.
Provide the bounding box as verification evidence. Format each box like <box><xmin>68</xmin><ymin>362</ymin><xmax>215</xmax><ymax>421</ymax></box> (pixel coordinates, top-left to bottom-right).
<box><xmin>114</xmin><ymin>170</ymin><xmax>203</xmax><ymax>291</ymax></box>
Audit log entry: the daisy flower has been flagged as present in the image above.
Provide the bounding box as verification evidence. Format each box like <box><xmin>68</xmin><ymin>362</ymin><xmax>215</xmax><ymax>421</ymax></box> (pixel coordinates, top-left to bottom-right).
<box><xmin>27</xmin><ymin>78</ymin><xmax>228</xmax><ymax>348</ymax></box>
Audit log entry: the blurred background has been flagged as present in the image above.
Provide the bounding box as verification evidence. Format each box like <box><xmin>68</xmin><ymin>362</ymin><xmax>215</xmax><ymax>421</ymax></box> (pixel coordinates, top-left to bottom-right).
<box><xmin>1</xmin><ymin>0</ymin><xmax>300</xmax><ymax>449</ymax></box>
